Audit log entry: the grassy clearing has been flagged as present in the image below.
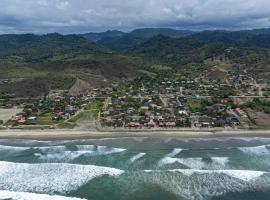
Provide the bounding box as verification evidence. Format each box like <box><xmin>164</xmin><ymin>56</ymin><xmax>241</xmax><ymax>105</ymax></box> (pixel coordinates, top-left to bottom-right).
<box><xmin>188</xmin><ymin>99</ymin><xmax>204</xmax><ymax>113</ymax></box>
<box><xmin>36</xmin><ymin>112</ymin><xmax>63</xmax><ymax>125</ymax></box>
<box><xmin>57</xmin><ymin>122</ymin><xmax>77</xmax><ymax>129</ymax></box>
<box><xmin>68</xmin><ymin>99</ymin><xmax>104</xmax><ymax>123</ymax></box>
<box><xmin>85</xmin><ymin>99</ymin><xmax>104</xmax><ymax>111</ymax></box>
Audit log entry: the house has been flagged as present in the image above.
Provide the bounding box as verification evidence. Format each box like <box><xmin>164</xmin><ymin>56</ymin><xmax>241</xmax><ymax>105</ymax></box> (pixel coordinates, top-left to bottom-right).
<box><xmin>214</xmin><ymin>119</ymin><xmax>226</xmax><ymax>127</ymax></box>
<box><xmin>178</xmin><ymin>110</ymin><xmax>188</xmax><ymax>115</ymax></box>
<box><xmin>52</xmin><ymin>112</ymin><xmax>61</xmax><ymax>120</ymax></box>
<box><xmin>65</xmin><ymin>105</ymin><xmax>76</xmax><ymax>115</ymax></box>
<box><xmin>208</xmin><ymin>104</ymin><xmax>226</xmax><ymax>113</ymax></box>
<box><xmin>18</xmin><ymin>117</ymin><xmax>26</xmax><ymax>125</ymax></box>
<box><xmin>147</xmin><ymin>120</ymin><xmax>155</xmax><ymax>127</ymax></box>
<box><xmin>128</xmin><ymin>122</ymin><xmax>141</xmax><ymax>128</ymax></box>
<box><xmin>198</xmin><ymin>116</ymin><xmax>213</xmax><ymax>128</ymax></box>
<box><xmin>166</xmin><ymin>121</ymin><xmax>176</xmax><ymax>128</ymax></box>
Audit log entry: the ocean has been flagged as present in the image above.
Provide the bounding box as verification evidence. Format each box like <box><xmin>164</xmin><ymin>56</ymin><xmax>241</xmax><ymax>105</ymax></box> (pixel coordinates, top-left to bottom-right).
<box><xmin>0</xmin><ymin>136</ymin><xmax>270</xmax><ymax>200</ymax></box>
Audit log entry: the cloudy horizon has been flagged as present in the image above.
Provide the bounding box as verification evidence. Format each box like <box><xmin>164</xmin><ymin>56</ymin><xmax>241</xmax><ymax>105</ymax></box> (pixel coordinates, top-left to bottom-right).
<box><xmin>1</xmin><ymin>0</ymin><xmax>270</xmax><ymax>34</ymax></box>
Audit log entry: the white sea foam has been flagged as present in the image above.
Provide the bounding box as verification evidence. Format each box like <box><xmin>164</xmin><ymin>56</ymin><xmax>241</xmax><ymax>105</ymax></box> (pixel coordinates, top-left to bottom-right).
<box><xmin>158</xmin><ymin>156</ymin><xmax>229</xmax><ymax>169</ymax></box>
<box><xmin>157</xmin><ymin>148</ymin><xmax>183</xmax><ymax>167</ymax></box>
<box><xmin>36</xmin><ymin>146</ymin><xmax>67</xmax><ymax>153</ymax></box>
<box><xmin>129</xmin><ymin>153</ymin><xmax>146</xmax><ymax>163</ymax></box>
<box><xmin>0</xmin><ymin>145</ymin><xmax>28</xmax><ymax>152</ymax></box>
<box><xmin>0</xmin><ymin>161</ymin><xmax>124</xmax><ymax>194</ymax></box>
<box><xmin>238</xmin><ymin>145</ymin><xmax>270</xmax><ymax>156</ymax></box>
<box><xmin>34</xmin><ymin>145</ymin><xmax>126</xmax><ymax>161</ymax></box>
<box><xmin>166</xmin><ymin>148</ymin><xmax>183</xmax><ymax>157</ymax></box>
<box><xmin>76</xmin><ymin>145</ymin><xmax>95</xmax><ymax>151</ymax></box>
<box><xmin>76</xmin><ymin>145</ymin><xmax>126</xmax><ymax>155</ymax></box>
<box><xmin>144</xmin><ymin>169</ymin><xmax>266</xmax><ymax>181</ymax></box>
<box><xmin>132</xmin><ymin>137</ymin><xmax>147</xmax><ymax>142</ymax></box>
<box><xmin>34</xmin><ymin>151</ymin><xmax>94</xmax><ymax>161</ymax></box>
<box><xmin>169</xmin><ymin>169</ymin><xmax>266</xmax><ymax>181</ymax></box>
<box><xmin>96</xmin><ymin>146</ymin><xmax>126</xmax><ymax>155</ymax></box>
<box><xmin>142</xmin><ymin>169</ymin><xmax>267</xmax><ymax>200</ymax></box>
<box><xmin>0</xmin><ymin>191</ymin><xmax>86</xmax><ymax>200</ymax></box>
<box><xmin>0</xmin><ymin>144</ymin><xmax>67</xmax><ymax>153</ymax></box>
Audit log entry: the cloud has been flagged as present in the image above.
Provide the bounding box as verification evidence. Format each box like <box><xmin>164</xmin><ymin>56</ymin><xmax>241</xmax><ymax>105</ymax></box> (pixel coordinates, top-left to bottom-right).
<box><xmin>56</xmin><ymin>1</ymin><xmax>69</xmax><ymax>10</ymax></box>
<box><xmin>0</xmin><ymin>0</ymin><xmax>270</xmax><ymax>33</ymax></box>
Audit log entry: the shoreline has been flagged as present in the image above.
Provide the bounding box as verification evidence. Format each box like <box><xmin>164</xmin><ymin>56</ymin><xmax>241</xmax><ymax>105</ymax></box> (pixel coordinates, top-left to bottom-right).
<box><xmin>0</xmin><ymin>129</ymin><xmax>270</xmax><ymax>140</ymax></box>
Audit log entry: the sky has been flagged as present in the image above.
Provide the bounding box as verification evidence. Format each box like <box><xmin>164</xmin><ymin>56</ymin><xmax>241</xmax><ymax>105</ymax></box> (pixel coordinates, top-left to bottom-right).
<box><xmin>1</xmin><ymin>0</ymin><xmax>270</xmax><ymax>34</ymax></box>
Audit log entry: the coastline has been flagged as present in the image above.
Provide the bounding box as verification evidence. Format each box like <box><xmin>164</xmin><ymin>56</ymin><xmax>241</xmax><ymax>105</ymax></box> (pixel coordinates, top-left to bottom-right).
<box><xmin>0</xmin><ymin>129</ymin><xmax>270</xmax><ymax>140</ymax></box>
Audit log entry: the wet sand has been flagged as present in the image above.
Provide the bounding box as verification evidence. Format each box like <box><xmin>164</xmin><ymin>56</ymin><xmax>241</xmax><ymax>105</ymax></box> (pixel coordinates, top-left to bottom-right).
<box><xmin>0</xmin><ymin>129</ymin><xmax>270</xmax><ymax>140</ymax></box>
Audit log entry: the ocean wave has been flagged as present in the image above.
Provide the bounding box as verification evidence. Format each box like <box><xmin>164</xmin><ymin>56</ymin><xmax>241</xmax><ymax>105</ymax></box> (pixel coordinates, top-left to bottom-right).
<box><xmin>34</xmin><ymin>145</ymin><xmax>126</xmax><ymax>161</ymax></box>
<box><xmin>170</xmin><ymin>169</ymin><xmax>265</xmax><ymax>181</ymax></box>
<box><xmin>142</xmin><ymin>169</ymin><xmax>268</xmax><ymax>200</ymax></box>
<box><xmin>0</xmin><ymin>145</ymin><xmax>28</xmax><ymax>152</ymax></box>
<box><xmin>76</xmin><ymin>145</ymin><xmax>95</xmax><ymax>151</ymax></box>
<box><xmin>0</xmin><ymin>161</ymin><xmax>124</xmax><ymax>194</ymax></box>
<box><xmin>34</xmin><ymin>151</ymin><xmax>94</xmax><ymax>161</ymax></box>
<box><xmin>157</xmin><ymin>148</ymin><xmax>183</xmax><ymax>167</ymax></box>
<box><xmin>0</xmin><ymin>144</ymin><xmax>67</xmax><ymax>153</ymax></box>
<box><xmin>0</xmin><ymin>191</ymin><xmax>86</xmax><ymax>200</ymax></box>
<box><xmin>238</xmin><ymin>145</ymin><xmax>270</xmax><ymax>156</ymax></box>
<box><xmin>129</xmin><ymin>153</ymin><xmax>146</xmax><ymax>163</ymax></box>
<box><xmin>158</xmin><ymin>157</ymin><xmax>229</xmax><ymax>169</ymax></box>
<box><xmin>144</xmin><ymin>169</ymin><xmax>266</xmax><ymax>181</ymax></box>
<box><xmin>96</xmin><ymin>146</ymin><xmax>126</xmax><ymax>155</ymax></box>
<box><xmin>166</xmin><ymin>148</ymin><xmax>183</xmax><ymax>157</ymax></box>
<box><xmin>76</xmin><ymin>145</ymin><xmax>126</xmax><ymax>155</ymax></box>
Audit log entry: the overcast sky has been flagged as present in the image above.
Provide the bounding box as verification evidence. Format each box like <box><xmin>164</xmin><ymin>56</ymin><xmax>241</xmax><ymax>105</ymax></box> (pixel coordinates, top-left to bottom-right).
<box><xmin>1</xmin><ymin>0</ymin><xmax>270</xmax><ymax>34</ymax></box>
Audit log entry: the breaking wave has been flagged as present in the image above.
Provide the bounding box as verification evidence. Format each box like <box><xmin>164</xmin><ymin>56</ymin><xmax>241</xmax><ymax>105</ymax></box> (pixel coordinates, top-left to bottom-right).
<box><xmin>76</xmin><ymin>145</ymin><xmax>95</xmax><ymax>151</ymax></box>
<box><xmin>158</xmin><ymin>148</ymin><xmax>183</xmax><ymax>166</ymax></box>
<box><xmin>129</xmin><ymin>153</ymin><xmax>146</xmax><ymax>163</ymax></box>
<box><xmin>238</xmin><ymin>145</ymin><xmax>270</xmax><ymax>156</ymax></box>
<box><xmin>34</xmin><ymin>151</ymin><xmax>94</xmax><ymax>161</ymax></box>
<box><xmin>0</xmin><ymin>145</ymin><xmax>28</xmax><ymax>152</ymax></box>
<box><xmin>0</xmin><ymin>191</ymin><xmax>86</xmax><ymax>200</ymax></box>
<box><xmin>142</xmin><ymin>169</ymin><xmax>269</xmax><ymax>200</ymax></box>
<box><xmin>157</xmin><ymin>148</ymin><xmax>228</xmax><ymax>169</ymax></box>
<box><xmin>0</xmin><ymin>161</ymin><xmax>124</xmax><ymax>194</ymax></box>
<box><xmin>158</xmin><ymin>157</ymin><xmax>229</xmax><ymax>169</ymax></box>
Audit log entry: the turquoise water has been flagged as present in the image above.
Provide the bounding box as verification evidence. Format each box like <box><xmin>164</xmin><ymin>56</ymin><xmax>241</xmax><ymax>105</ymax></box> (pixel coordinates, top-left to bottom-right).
<box><xmin>1</xmin><ymin>137</ymin><xmax>270</xmax><ymax>199</ymax></box>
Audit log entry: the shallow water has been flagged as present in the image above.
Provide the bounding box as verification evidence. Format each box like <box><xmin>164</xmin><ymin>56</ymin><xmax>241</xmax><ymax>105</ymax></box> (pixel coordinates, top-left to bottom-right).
<box><xmin>1</xmin><ymin>137</ymin><xmax>270</xmax><ymax>200</ymax></box>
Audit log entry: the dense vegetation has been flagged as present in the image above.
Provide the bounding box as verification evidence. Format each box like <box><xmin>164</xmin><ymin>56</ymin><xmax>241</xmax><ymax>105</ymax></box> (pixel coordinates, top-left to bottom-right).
<box><xmin>0</xmin><ymin>33</ymin><xmax>149</xmax><ymax>96</ymax></box>
<box><xmin>1</xmin><ymin>28</ymin><xmax>270</xmax><ymax>97</ymax></box>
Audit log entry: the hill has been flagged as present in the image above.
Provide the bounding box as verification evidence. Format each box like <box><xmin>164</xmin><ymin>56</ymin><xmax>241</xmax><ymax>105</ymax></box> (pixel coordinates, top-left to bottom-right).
<box><xmin>128</xmin><ymin>28</ymin><xmax>193</xmax><ymax>38</ymax></box>
<box><xmin>84</xmin><ymin>28</ymin><xmax>194</xmax><ymax>52</ymax></box>
<box><xmin>0</xmin><ymin>33</ymin><xmax>148</xmax><ymax>97</ymax></box>
<box><xmin>81</xmin><ymin>30</ymin><xmax>125</xmax><ymax>41</ymax></box>
<box><xmin>127</xmin><ymin>35</ymin><xmax>227</xmax><ymax>67</ymax></box>
<box><xmin>127</xmin><ymin>32</ymin><xmax>270</xmax><ymax>79</ymax></box>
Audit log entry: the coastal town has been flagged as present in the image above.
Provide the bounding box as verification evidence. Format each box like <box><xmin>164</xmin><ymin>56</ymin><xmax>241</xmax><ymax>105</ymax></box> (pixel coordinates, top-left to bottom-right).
<box><xmin>0</xmin><ymin>68</ymin><xmax>269</xmax><ymax>131</ymax></box>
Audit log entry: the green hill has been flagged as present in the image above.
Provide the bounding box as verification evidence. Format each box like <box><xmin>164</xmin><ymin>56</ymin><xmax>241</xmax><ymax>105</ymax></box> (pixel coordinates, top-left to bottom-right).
<box><xmin>84</xmin><ymin>28</ymin><xmax>193</xmax><ymax>52</ymax></box>
<box><xmin>0</xmin><ymin>33</ymin><xmax>148</xmax><ymax>97</ymax></box>
<box><xmin>81</xmin><ymin>30</ymin><xmax>125</xmax><ymax>42</ymax></box>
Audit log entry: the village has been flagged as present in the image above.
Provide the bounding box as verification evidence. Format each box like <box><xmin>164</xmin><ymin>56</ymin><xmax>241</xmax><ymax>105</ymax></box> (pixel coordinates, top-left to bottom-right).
<box><xmin>0</xmin><ymin>69</ymin><xmax>270</xmax><ymax>131</ymax></box>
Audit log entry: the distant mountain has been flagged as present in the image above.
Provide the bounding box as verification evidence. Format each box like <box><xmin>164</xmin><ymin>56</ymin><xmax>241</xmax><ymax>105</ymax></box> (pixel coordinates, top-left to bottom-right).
<box><xmin>83</xmin><ymin>28</ymin><xmax>194</xmax><ymax>52</ymax></box>
<box><xmin>129</xmin><ymin>28</ymin><xmax>193</xmax><ymax>39</ymax></box>
<box><xmin>128</xmin><ymin>35</ymin><xmax>226</xmax><ymax>67</ymax></box>
<box><xmin>247</xmin><ymin>28</ymin><xmax>270</xmax><ymax>35</ymax></box>
<box><xmin>190</xmin><ymin>30</ymin><xmax>270</xmax><ymax>48</ymax></box>
<box><xmin>127</xmin><ymin>31</ymin><xmax>270</xmax><ymax>79</ymax></box>
<box><xmin>98</xmin><ymin>35</ymin><xmax>146</xmax><ymax>52</ymax></box>
<box><xmin>81</xmin><ymin>30</ymin><xmax>125</xmax><ymax>41</ymax></box>
<box><xmin>0</xmin><ymin>33</ymin><xmax>108</xmax><ymax>61</ymax></box>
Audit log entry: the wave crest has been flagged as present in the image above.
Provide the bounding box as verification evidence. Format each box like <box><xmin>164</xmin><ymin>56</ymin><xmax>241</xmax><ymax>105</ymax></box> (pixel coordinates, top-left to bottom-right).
<box><xmin>0</xmin><ymin>161</ymin><xmax>124</xmax><ymax>194</ymax></box>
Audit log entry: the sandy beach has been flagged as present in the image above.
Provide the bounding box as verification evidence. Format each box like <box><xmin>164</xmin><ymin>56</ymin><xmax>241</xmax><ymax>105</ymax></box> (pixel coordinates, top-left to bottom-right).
<box><xmin>0</xmin><ymin>129</ymin><xmax>270</xmax><ymax>140</ymax></box>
